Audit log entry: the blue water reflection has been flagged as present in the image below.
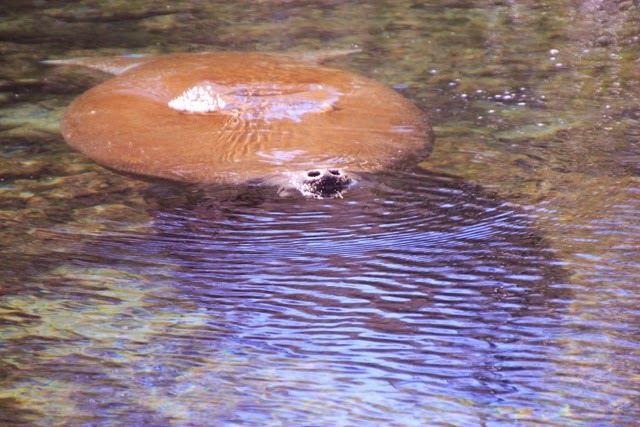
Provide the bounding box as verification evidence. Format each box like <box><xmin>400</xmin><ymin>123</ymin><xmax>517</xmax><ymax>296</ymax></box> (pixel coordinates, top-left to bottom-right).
<box><xmin>125</xmin><ymin>169</ymin><xmax>569</xmax><ymax>425</ymax></box>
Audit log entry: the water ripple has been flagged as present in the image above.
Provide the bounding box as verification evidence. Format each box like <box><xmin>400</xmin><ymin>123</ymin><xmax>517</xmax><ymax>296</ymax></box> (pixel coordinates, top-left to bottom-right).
<box><xmin>1</xmin><ymin>169</ymin><xmax>574</xmax><ymax>426</ymax></box>
<box><xmin>113</xmin><ymin>169</ymin><xmax>571</xmax><ymax>424</ymax></box>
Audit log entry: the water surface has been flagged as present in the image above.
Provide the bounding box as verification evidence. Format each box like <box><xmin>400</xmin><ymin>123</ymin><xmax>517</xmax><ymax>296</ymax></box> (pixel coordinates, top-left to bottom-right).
<box><xmin>1</xmin><ymin>0</ymin><xmax>639</xmax><ymax>425</ymax></box>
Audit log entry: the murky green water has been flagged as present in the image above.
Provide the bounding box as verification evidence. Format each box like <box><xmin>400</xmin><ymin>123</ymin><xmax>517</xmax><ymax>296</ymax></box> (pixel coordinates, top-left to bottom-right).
<box><xmin>1</xmin><ymin>1</ymin><xmax>639</xmax><ymax>426</ymax></box>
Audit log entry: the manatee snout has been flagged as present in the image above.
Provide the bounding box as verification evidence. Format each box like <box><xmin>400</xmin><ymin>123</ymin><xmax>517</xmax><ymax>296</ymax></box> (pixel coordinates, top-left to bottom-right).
<box><xmin>296</xmin><ymin>168</ymin><xmax>353</xmax><ymax>198</ymax></box>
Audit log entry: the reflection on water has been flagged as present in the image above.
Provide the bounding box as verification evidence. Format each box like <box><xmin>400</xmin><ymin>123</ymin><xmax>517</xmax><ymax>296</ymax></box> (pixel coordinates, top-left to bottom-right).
<box><xmin>1</xmin><ymin>170</ymin><xmax>572</xmax><ymax>425</ymax></box>
<box><xmin>1</xmin><ymin>0</ymin><xmax>640</xmax><ymax>425</ymax></box>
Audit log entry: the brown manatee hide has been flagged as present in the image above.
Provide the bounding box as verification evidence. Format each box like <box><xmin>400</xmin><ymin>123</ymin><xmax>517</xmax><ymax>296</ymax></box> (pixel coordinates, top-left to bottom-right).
<box><xmin>58</xmin><ymin>52</ymin><xmax>432</xmax><ymax>184</ymax></box>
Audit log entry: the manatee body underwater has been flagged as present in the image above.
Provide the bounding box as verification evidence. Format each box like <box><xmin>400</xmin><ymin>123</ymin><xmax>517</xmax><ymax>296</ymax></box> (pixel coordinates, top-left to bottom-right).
<box><xmin>48</xmin><ymin>51</ymin><xmax>433</xmax><ymax>198</ymax></box>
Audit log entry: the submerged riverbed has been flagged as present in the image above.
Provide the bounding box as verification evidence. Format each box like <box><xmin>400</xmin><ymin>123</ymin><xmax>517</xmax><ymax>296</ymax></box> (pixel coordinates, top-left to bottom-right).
<box><xmin>1</xmin><ymin>1</ymin><xmax>639</xmax><ymax>425</ymax></box>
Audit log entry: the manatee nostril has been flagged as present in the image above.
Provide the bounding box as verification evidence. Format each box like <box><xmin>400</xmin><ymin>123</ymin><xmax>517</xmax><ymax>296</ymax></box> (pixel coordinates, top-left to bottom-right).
<box><xmin>297</xmin><ymin>168</ymin><xmax>353</xmax><ymax>198</ymax></box>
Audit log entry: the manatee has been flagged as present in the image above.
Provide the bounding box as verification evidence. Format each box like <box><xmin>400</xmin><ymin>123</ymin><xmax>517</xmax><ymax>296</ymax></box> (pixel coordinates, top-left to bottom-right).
<box><xmin>46</xmin><ymin>51</ymin><xmax>433</xmax><ymax>198</ymax></box>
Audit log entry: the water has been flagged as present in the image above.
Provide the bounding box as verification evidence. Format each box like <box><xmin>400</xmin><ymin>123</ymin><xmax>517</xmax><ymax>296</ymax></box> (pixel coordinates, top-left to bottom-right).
<box><xmin>1</xmin><ymin>1</ymin><xmax>639</xmax><ymax>426</ymax></box>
